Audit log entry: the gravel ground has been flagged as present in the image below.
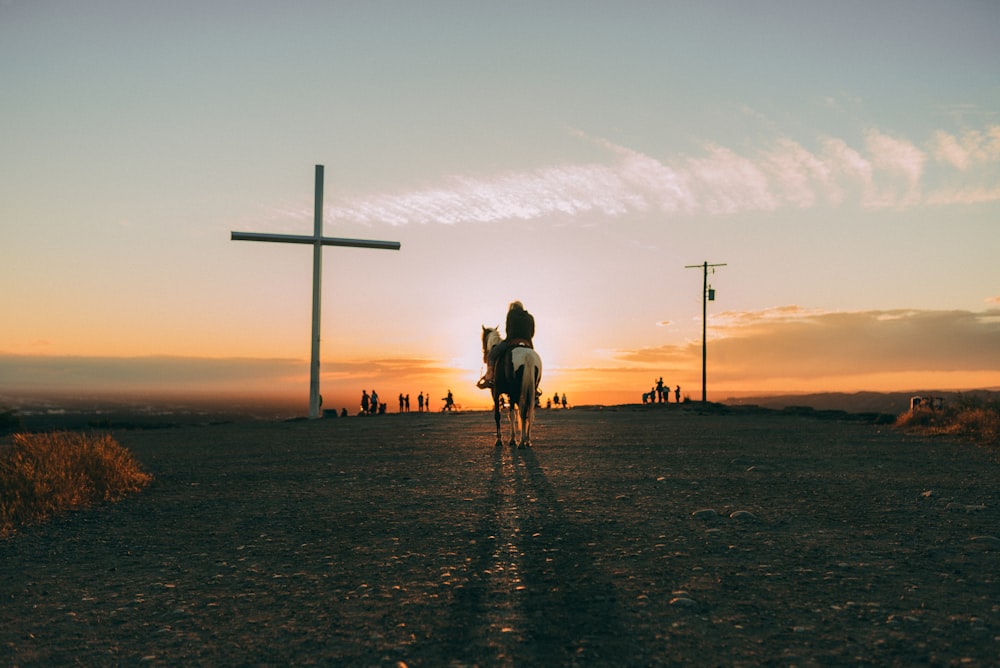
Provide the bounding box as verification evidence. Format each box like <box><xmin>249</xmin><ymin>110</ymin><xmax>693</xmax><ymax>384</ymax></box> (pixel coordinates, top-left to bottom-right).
<box><xmin>2</xmin><ymin>406</ymin><xmax>998</xmax><ymax>666</ymax></box>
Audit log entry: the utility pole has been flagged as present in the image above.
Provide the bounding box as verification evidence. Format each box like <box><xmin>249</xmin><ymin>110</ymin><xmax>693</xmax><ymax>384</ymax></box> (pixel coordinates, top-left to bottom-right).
<box><xmin>685</xmin><ymin>261</ymin><xmax>727</xmax><ymax>402</ymax></box>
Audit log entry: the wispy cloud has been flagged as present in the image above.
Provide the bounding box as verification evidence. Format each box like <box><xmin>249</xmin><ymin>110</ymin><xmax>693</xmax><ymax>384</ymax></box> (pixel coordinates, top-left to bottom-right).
<box><xmin>929</xmin><ymin>127</ymin><xmax>1000</xmax><ymax>171</ymax></box>
<box><xmin>863</xmin><ymin>129</ymin><xmax>926</xmax><ymax>207</ymax></box>
<box><xmin>324</xmin><ymin>124</ymin><xmax>1000</xmax><ymax>226</ymax></box>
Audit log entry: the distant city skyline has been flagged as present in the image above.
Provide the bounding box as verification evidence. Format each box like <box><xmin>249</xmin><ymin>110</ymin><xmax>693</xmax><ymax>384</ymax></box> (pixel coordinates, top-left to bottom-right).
<box><xmin>2</xmin><ymin>2</ymin><xmax>999</xmax><ymax>413</ymax></box>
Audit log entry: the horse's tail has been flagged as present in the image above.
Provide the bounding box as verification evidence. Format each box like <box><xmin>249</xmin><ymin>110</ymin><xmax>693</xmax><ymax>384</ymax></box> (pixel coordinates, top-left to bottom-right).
<box><xmin>508</xmin><ymin>347</ymin><xmax>541</xmax><ymax>408</ymax></box>
<box><xmin>521</xmin><ymin>350</ymin><xmax>542</xmax><ymax>410</ymax></box>
<box><xmin>531</xmin><ymin>354</ymin><xmax>541</xmax><ymax>393</ymax></box>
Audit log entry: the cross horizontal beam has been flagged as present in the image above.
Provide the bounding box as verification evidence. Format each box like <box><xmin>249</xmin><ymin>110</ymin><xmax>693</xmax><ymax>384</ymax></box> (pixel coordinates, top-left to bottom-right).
<box><xmin>231</xmin><ymin>231</ymin><xmax>401</xmax><ymax>251</ymax></box>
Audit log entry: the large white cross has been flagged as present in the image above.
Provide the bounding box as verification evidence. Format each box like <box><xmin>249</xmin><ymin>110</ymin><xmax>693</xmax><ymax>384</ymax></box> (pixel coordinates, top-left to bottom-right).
<box><xmin>231</xmin><ymin>165</ymin><xmax>400</xmax><ymax>418</ymax></box>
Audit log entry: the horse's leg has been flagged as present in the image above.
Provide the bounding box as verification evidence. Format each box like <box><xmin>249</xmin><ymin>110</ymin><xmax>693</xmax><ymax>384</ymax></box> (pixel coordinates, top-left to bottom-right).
<box><xmin>518</xmin><ymin>385</ymin><xmax>531</xmax><ymax>448</ymax></box>
<box><xmin>519</xmin><ymin>370</ymin><xmax>539</xmax><ymax>448</ymax></box>
<box><xmin>493</xmin><ymin>391</ymin><xmax>502</xmax><ymax>447</ymax></box>
<box><xmin>522</xmin><ymin>397</ymin><xmax>532</xmax><ymax>448</ymax></box>
<box><xmin>507</xmin><ymin>403</ymin><xmax>517</xmax><ymax>447</ymax></box>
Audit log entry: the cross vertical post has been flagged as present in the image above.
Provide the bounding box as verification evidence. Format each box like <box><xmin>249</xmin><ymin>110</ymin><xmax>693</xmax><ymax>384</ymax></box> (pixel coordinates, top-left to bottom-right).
<box><xmin>310</xmin><ymin>165</ymin><xmax>324</xmax><ymax>419</ymax></box>
<box><xmin>232</xmin><ymin>165</ymin><xmax>401</xmax><ymax>419</ymax></box>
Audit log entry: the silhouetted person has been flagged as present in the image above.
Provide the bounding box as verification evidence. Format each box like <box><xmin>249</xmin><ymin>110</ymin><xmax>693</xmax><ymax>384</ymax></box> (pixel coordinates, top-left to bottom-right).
<box><xmin>418</xmin><ymin>392</ymin><xmax>424</xmax><ymax>412</ymax></box>
<box><xmin>561</xmin><ymin>393</ymin><xmax>567</xmax><ymax>409</ymax></box>
<box><xmin>360</xmin><ymin>390</ymin><xmax>370</xmax><ymax>415</ymax></box>
<box><xmin>656</xmin><ymin>377</ymin><xmax>664</xmax><ymax>403</ymax></box>
<box><xmin>399</xmin><ymin>393</ymin><xmax>404</xmax><ymax>413</ymax></box>
<box><xmin>675</xmin><ymin>385</ymin><xmax>681</xmax><ymax>403</ymax></box>
<box><xmin>478</xmin><ymin>300</ymin><xmax>535</xmax><ymax>389</ymax></box>
<box><xmin>404</xmin><ymin>394</ymin><xmax>410</xmax><ymax>412</ymax></box>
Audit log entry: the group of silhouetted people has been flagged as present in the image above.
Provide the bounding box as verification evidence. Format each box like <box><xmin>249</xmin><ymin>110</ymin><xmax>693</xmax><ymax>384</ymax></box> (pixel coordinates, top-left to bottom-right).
<box><xmin>546</xmin><ymin>392</ymin><xmax>568</xmax><ymax>409</ymax></box>
<box><xmin>357</xmin><ymin>390</ymin><xmax>446</xmax><ymax>415</ymax></box>
<box><xmin>359</xmin><ymin>389</ymin><xmax>384</xmax><ymax>415</ymax></box>
<box><xmin>643</xmin><ymin>378</ymin><xmax>681</xmax><ymax>404</ymax></box>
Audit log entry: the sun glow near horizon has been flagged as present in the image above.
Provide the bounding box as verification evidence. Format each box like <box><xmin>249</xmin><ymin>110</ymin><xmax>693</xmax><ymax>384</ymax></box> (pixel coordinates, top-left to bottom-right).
<box><xmin>4</xmin><ymin>295</ymin><xmax>1000</xmax><ymax>412</ymax></box>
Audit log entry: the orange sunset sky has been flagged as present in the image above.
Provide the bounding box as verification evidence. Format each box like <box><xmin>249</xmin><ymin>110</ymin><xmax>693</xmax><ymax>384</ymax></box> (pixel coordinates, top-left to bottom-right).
<box><xmin>2</xmin><ymin>2</ymin><xmax>1000</xmax><ymax>414</ymax></box>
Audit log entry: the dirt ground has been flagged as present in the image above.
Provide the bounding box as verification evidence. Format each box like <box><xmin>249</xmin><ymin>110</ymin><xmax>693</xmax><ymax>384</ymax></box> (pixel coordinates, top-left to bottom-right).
<box><xmin>2</xmin><ymin>406</ymin><xmax>998</xmax><ymax>666</ymax></box>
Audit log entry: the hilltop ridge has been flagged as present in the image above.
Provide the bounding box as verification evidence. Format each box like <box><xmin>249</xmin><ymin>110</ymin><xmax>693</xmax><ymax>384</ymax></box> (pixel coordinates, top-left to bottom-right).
<box><xmin>725</xmin><ymin>390</ymin><xmax>1000</xmax><ymax>415</ymax></box>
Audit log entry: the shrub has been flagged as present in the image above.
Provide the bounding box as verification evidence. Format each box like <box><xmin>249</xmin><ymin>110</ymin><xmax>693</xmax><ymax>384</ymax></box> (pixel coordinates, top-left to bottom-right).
<box><xmin>949</xmin><ymin>407</ymin><xmax>1000</xmax><ymax>444</ymax></box>
<box><xmin>0</xmin><ymin>432</ymin><xmax>153</xmax><ymax>537</ymax></box>
<box><xmin>895</xmin><ymin>394</ymin><xmax>1000</xmax><ymax>447</ymax></box>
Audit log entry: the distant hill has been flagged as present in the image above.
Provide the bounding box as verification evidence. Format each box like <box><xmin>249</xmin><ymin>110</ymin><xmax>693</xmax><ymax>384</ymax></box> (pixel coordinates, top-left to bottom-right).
<box><xmin>724</xmin><ymin>390</ymin><xmax>1000</xmax><ymax>416</ymax></box>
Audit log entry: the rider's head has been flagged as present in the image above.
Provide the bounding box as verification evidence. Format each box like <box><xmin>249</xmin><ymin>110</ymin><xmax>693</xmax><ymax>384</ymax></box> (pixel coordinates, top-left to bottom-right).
<box><xmin>508</xmin><ymin>300</ymin><xmax>524</xmax><ymax>312</ymax></box>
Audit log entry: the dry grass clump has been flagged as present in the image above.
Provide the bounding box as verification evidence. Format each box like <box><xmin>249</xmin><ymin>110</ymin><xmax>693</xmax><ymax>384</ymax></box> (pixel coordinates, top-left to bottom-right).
<box><xmin>895</xmin><ymin>393</ymin><xmax>1000</xmax><ymax>446</ymax></box>
<box><xmin>0</xmin><ymin>431</ymin><xmax>153</xmax><ymax>537</ymax></box>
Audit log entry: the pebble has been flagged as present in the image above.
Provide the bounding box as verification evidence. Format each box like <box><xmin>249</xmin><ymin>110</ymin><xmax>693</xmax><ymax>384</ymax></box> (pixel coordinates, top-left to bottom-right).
<box><xmin>729</xmin><ymin>510</ymin><xmax>757</xmax><ymax>521</ymax></box>
<box><xmin>669</xmin><ymin>596</ymin><xmax>698</xmax><ymax>608</ymax></box>
<box><xmin>946</xmin><ymin>502</ymin><xmax>987</xmax><ymax>513</ymax></box>
<box><xmin>691</xmin><ymin>509</ymin><xmax>718</xmax><ymax>520</ymax></box>
<box><xmin>969</xmin><ymin>535</ymin><xmax>1000</xmax><ymax>548</ymax></box>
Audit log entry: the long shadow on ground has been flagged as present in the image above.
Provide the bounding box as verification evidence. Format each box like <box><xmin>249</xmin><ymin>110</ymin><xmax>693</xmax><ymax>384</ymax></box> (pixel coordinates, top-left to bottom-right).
<box><xmin>447</xmin><ymin>443</ymin><xmax>643</xmax><ymax>665</ymax></box>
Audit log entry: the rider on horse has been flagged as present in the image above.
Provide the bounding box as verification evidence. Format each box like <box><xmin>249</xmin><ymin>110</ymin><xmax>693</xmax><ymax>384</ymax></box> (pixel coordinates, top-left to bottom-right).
<box><xmin>477</xmin><ymin>300</ymin><xmax>534</xmax><ymax>389</ymax></box>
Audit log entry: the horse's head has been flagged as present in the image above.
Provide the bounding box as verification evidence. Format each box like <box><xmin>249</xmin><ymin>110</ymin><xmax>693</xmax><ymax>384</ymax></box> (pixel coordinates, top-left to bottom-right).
<box><xmin>481</xmin><ymin>325</ymin><xmax>501</xmax><ymax>361</ymax></box>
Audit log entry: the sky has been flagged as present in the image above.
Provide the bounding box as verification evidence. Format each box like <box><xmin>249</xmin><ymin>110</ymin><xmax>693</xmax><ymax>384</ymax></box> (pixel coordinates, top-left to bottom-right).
<box><xmin>2</xmin><ymin>1</ymin><xmax>1000</xmax><ymax>414</ymax></box>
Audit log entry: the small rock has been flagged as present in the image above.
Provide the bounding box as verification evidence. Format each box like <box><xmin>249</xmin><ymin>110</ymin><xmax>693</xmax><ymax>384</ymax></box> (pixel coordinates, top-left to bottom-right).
<box><xmin>669</xmin><ymin>596</ymin><xmax>697</xmax><ymax>608</ymax></box>
<box><xmin>969</xmin><ymin>536</ymin><xmax>1000</xmax><ymax>549</ymax></box>
<box><xmin>691</xmin><ymin>509</ymin><xmax>718</xmax><ymax>520</ymax></box>
<box><xmin>729</xmin><ymin>510</ymin><xmax>757</xmax><ymax>521</ymax></box>
<box><xmin>946</xmin><ymin>502</ymin><xmax>987</xmax><ymax>512</ymax></box>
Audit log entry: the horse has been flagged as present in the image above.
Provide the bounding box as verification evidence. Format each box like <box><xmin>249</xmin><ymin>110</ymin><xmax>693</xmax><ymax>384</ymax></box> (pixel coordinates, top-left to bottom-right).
<box><xmin>481</xmin><ymin>326</ymin><xmax>542</xmax><ymax>448</ymax></box>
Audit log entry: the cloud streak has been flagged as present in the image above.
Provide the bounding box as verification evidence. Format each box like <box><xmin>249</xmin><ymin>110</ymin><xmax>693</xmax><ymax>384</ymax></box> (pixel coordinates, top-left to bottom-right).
<box><xmin>0</xmin><ymin>355</ymin><xmax>304</xmax><ymax>393</ymax></box>
<box><xmin>0</xmin><ymin>354</ymin><xmax>464</xmax><ymax>411</ymax></box>
<box><xmin>614</xmin><ymin>307</ymin><xmax>1000</xmax><ymax>387</ymax></box>
<box><xmin>325</xmin><ymin>124</ymin><xmax>1000</xmax><ymax>226</ymax></box>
